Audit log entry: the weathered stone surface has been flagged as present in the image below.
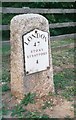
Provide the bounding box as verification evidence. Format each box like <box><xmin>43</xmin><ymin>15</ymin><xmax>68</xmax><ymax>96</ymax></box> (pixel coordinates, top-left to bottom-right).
<box><xmin>10</xmin><ymin>14</ymin><xmax>54</xmax><ymax>100</ymax></box>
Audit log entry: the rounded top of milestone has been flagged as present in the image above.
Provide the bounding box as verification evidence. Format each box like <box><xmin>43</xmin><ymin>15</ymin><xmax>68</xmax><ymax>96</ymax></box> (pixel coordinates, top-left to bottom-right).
<box><xmin>10</xmin><ymin>13</ymin><xmax>48</xmax><ymax>24</ymax></box>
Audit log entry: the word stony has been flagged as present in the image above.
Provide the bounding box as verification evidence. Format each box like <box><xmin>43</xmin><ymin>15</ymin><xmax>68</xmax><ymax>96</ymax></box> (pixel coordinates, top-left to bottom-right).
<box><xmin>10</xmin><ymin>14</ymin><xmax>54</xmax><ymax>100</ymax></box>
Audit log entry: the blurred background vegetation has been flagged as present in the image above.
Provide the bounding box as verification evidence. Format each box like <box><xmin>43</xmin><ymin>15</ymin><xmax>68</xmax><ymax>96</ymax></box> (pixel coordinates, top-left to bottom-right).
<box><xmin>2</xmin><ymin>2</ymin><xmax>76</xmax><ymax>41</ymax></box>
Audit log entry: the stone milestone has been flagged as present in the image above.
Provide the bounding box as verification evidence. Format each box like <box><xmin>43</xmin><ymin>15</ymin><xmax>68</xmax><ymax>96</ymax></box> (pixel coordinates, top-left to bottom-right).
<box><xmin>10</xmin><ymin>14</ymin><xmax>54</xmax><ymax>100</ymax></box>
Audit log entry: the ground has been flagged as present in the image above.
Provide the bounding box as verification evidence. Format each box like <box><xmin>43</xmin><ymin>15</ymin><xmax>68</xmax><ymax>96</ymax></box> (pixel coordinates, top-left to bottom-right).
<box><xmin>1</xmin><ymin>39</ymin><xmax>75</xmax><ymax>119</ymax></box>
<box><xmin>2</xmin><ymin>90</ymin><xmax>74</xmax><ymax>118</ymax></box>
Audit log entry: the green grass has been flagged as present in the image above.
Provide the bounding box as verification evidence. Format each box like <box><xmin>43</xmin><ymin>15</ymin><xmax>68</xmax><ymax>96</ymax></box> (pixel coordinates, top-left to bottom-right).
<box><xmin>25</xmin><ymin>112</ymin><xmax>49</xmax><ymax>118</ymax></box>
<box><xmin>2</xmin><ymin>84</ymin><xmax>10</xmax><ymax>92</ymax></box>
<box><xmin>54</xmin><ymin>68</ymin><xmax>74</xmax><ymax>100</ymax></box>
<box><xmin>2</xmin><ymin>38</ymin><xmax>74</xmax><ymax>87</ymax></box>
<box><xmin>2</xmin><ymin>38</ymin><xmax>74</xmax><ymax>117</ymax></box>
<box><xmin>51</xmin><ymin>39</ymin><xmax>74</xmax><ymax>68</ymax></box>
<box><xmin>42</xmin><ymin>101</ymin><xmax>54</xmax><ymax>109</ymax></box>
<box><xmin>2</xmin><ymin>54</ymin><xmax>10</xmax><ymax>83</ymax></box>
<box><xmin>2</xmin><ymin>43</ymin><xmax>10</xmax><ymax>55</ymax></box>
<box><xmin>2</xmin><ymin>43</ymin><xmax>10</xmax><ymax>82</ymax></box>
<box><xmin>11</xmin><ymin>104</ymin><xmax>25</xmax><ymax>118</ymax></box>
<box><xmin>52</xmin><ymin>48</ymin><xmax>74</xmax><ymax>67</ymax></box>
<box><xmin>51</xmin><ymin>38</ymin><xmax>74</xmax><ymax>48</ymax></box>
<box><xmin>2</xmin><ymin>104</ymin><xmax>11</xmax><ymax>116</ymax></box>
<box><xmin>21</xmin><ymin>93</ymin><xmax>36</xmax><ymax>105</ymax></box>
<box><xmin>0</xmin><ymin>15</ymin><xmax>2</xmax><ymax>24</ymax></box>
<box><xmin>11</xmin><ymin>93</ymin><xmax>49</xmax><ymax>118</ymax></box>
<box><xmin>11</xmin><ymin>104</ymin><xmax>49</xmax><ymax>118</ymax></box>
<box><xmin>62</xmin><ymin>86</ymin><xmax>75</xmax><ymax>100</ymax></box>
<box><xmin>0</xmin><ymin>47</ymin><xmax>2</xmax><ymax>55</ymax></box>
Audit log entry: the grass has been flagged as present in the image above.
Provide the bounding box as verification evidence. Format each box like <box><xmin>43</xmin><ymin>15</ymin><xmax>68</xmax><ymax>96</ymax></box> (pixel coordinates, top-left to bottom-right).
<box><xmin>21</xmin><ymin>93</ymin><xmax>36</xmax><ymax>105</ymax></box>
<box><xmin>2</xmin><ymin>43</ymin><xmax>10</xmax><ymax>55</ymax></box>
<box><xmin>2</xmin><ymin>103</ymin><xmax>11</xmax><ymax>116</ymax></box>
<box><xmin>51</xmin><ymin>39</ymin><xmax>74</xmax><ymax>68</ymax></box>
<box><xmin>11</xmin><ymin>104</ymin><xmax>25</xmax><ymax>118</ymax></box>
<box><xmin>2</xmin><ymin>38</ymin><xmax>74</xmax><ymax>92</ymax></box>
<box><xmin>51</xmin><ymin>38</ymin><xmax>74</xmax><ymax>48</ymax></box>
<box><xmin>11</xmin><ymin>105</ymin><xmax>49</xmax><ymax>118</ymax></box>
<box><xmin>54</xmin><ymin>68</ymin><xmax>74</xmax><ymax>100</ymax></box>
<box><xmin>2</xmin><ymin>38</ymin><xmax>74</xmax><ymax>118</ymax></box>
<box><xmin>11</xmin><ymin>93</ymin><xmax>49</xmax><ymax>118</ymax></box>
<box><xmin>0</xmin><ymin>14</ymin><xmax>2</xmax><ymax>24</ymax></box>
<box><xmin>52</xmin><ymin>48</ymin><xmax>74</xmax><ymax>67</ymax></box>
<box><xmin>2</xmin><ymin>55</ymin><xmax>10</xmax><ymax>83</ymax></box>
<box><xmin>42</xmin><ymin>100</ymin><xmax>54</xmax><ymax>109</ymax></box>
<box><xmin>54</xmin><ymin>69</ymin><xmax>74</xmax><ymax>90</ymax></box>
<box><xmin>2</xmin><ymin>84</ymin><xmax>10</xmax><ymax>92</ymax></box>
<box><xmin>2</xmin><ymin>43</ymin><xmax>10</xmax><ymax>83</ymax></box>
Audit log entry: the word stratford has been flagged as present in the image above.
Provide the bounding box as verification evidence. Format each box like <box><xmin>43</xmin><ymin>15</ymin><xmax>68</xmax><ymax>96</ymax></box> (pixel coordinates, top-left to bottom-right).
<box><xmin>10</xmin><ymin>14</ymin><xmax>54</xmax><ymax>99</ymax></box>
<box><xmin>27</xmin><ymin>52</ymin><xmax>47</xmax><ymax>58</ymax></box>
<box><xmin>24</xmin><ymin>30</ymin><xmax>47</xmax><ymax>45</ymax></box>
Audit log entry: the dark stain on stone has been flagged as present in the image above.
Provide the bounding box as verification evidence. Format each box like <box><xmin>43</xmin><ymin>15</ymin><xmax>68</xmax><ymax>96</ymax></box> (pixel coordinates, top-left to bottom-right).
<box><xmin>47</xmin><ymin>76</ymin><xmax>50</xmax><ymax>79</ymax></box>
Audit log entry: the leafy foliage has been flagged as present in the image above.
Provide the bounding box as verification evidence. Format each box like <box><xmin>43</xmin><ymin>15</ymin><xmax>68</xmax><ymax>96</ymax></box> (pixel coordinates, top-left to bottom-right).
<box><xmin>2</xmin><ymin>104</ymin><xmax>10</xmax><ymax>115</ymax></box>
<box><xmin>2</xmin><ymin>2</ymin><xmax>75</xmax><ymax>40</ymax></box>
<box><xmin>11</xmin><ymin>105</ymin><xmax>49</xmax><ymax>118</ymax></box>
<box><xmin>11</xmin><ymin>105</ymin><xmax>25</xmax><ymax>117</ymax></box>
<box><xmin>2</xmin><ymin>84</ymin><xmax>10</xmax><ymax>92</ymax></box>
<box><xmin>2</xmin><ymin>2</ymin><xmax>74</xmax><ymax>8</ymax></box>
<box><xmin>21</xmin><ymin>93</ymin><xmax>36</xmax><ymax>105</ymax></box>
